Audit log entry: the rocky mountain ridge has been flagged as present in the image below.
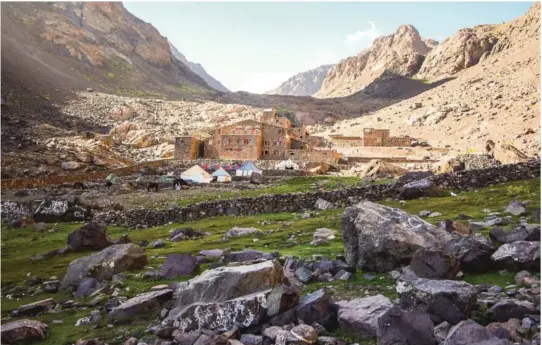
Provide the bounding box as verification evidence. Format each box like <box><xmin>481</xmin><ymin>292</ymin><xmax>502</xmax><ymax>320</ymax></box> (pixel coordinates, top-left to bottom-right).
<box><xmin>312</xmin><ymin>3</ymin><xmax>541</xmax><ymax>164</ymax></box>
<box><xmin>168</xmin><ymin>41</ymin><xmax>230</xmax><ymax>93</ymax></box>
<box><xmin>265</xmin><ymin>64</ymin><xmax>334</xmax><ymax>96</ymax></box>
<box><xmin>315</xmin><ymin>25</ymin><xmax>435</xmax><ymax>98</ymax></box>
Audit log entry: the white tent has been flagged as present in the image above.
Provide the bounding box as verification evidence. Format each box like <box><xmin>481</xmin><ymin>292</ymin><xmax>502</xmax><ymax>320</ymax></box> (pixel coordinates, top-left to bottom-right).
<box><xmin>236</xmin><ymin>161</ymin><xmax>263</xmax><ymax>177</ymax></box>
<box><xmin>275</xmin><ymin>159</ymin><xmax>299</xmax><ymax>170</ymax></box>
<box><xmin>181</xmin><ymin>165</ymin><xmax>212</xmax><ymax>184</ymax></box>
<box><xmin>211</xmin><ymin>167</ymin><xmax>232</xmax><ymax>182</ymax></box>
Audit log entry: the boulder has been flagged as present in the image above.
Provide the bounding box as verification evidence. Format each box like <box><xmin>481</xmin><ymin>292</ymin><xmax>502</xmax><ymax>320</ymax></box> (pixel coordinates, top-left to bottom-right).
<box><xmin>16</xmin><ymin>298</ymin><xmax>56</xmax><ymax>316</ymax></box>
<box><xmin>443</xmin><ymin>234</ymin><xmax>495</xmax><ymax>272</ymax></box>
<box><xmin>290</xmin><ymin>324</ymin><xmax>317</xmax><ymax>344</ymax></box>
<box><xmin>1</xmin><ymin>319</ymin><xmax>48</xmax><ymax>344</ymax></box>
<box><xmin>398</xmin><ymin>178</ymin><xmax>441</xmax><ymax>200</ymax></box>
<box><xmin>434</xmin><ymin>321</ymin><xmax>451</xmax><ymax>343</ymax></box>
<box><xmin>169</xmin><ymin>228</ymin><xmax>204</xmax><ymax>241</ymax></box>
<box><xmin>74</xmin><ymin>277</ymin><xmax>102</xmax><ymax>298</ymax></box>
<box><xmin>159</xmin><ymin>254</ymin><xmax>199</xmax><ymax>279</ymax></box>
<box><xmin>336</xmin><ymin>294</ymin><xmax>393</xmax><ymax>338</ymax></box>
<box><xmin>312</xmin><ymin>228</ymin><xmax>336</xmax><ymax>241</ymax></box>
<box><xmin>33</xmin><ymin>199</ymin><xmax>90</xmax><ymax>223</ymax></box>
<box><xmin>485</xmin><ymin>299</ymin><xmax>537</xmax><ymax>322</ymax></box>
<box><xmin>295</xmin><ymin>289</ymin><xmax>335</xmax><ymax>328</ymax></box>
<box><xmin>165</xmin><ymin>286</ymin><xmax>291</xmax><ymax>332</ymax></box>
<box><xmin>67</xmin><ymin>221</ymin><xmax>112</xmax><ymax>251</ymax></box>
<box><xmin>225</xmin><ymin>250</ymin><xmax>265</xmax><ymax>263</ymax></box>
<box><xmin>504</xmin><ymin>201</ymin><xmax>527</xmax><ymax>216</ymax></box>
<box><xmin>295</xmin><ymin>267</ymin><xmax>313</xmax><ymax>284</ymax></box>
<box><xmin>61</xmin><ymin>161</ymin><xmax>82</xmax><ymax>170</ymax></box>
<box><xmin>396</xmin><ymin>268</ymin><xmax>477</xmax><ymax>324</ymax></box>
<box><xmin>172</xmin><ymin>329</ymin><xmax>201</xmax><ymax>345</ymax></box>
<box><xmin>60</xmin><ymin>244</ymin><xmax>147</xmax><ymax>290</ymax></box>
<box><xmin>442</xmin><ymin>319</ymin><xmax>512</xmax><ymax>345</ymax></box>
<box><xmin>341</xmin><ymin>201</ymin><xmax>451</xmax><ymax>272</ymax></box>
<box><xmin>240</xmin><ymin>334</ymin><xmax>263</xmax><ymax>345</ymax></box>
<box><xmin>376</xmin><ymin>306</ymin><xmax>435</xmax><ymax>345</ymax></box>
<box><xmin>515</xmin><ymin>270</ymin><xmax>539</xmax><ymax>286</ymax></box>
<box><xmin>222</xmin><ymin>227</ymin><xmax>261</xmax><ymax>240</ymax></box>
<box><xmin>315</xmin><ymin>198</ymin><xmax>333</xmax><ymax>210</ymax></box>
<box><xmin>490</xmin><ymin>225</ymin><xmax>540</xmax><ymax>243</ymax></box>
<box><xmin>169</xmin><ymin>260</ymin><xmax>282</xmax><ymax>310</ymax></box>
<box><xmin>490</xmin><ymin>241</ymin><xmax>541</xmax><ymax>271</ymax></box>
<box><xmin>408</xmin><ymin>248</ymin><xmax>460</xmax><ymax>279</ymax></box>
<box><xmin>199</xmin><ymin>249</ymin><xmax>224</xmax><ymax>260</ymax></box>
<box><xmin>440</xmin><ymin>220</ymin><xmax>472</xmax><ymax>236</ymax></box>
<box><xmin>109</xmin><ymin>289</ymin><xmax>173</xmax><ymax>321</ymax></box>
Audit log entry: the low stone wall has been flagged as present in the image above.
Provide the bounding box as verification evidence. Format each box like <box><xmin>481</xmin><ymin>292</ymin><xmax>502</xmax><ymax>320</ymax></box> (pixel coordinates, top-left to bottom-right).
<box><xmin>93</xmin><ymin>161</ymin><xmax>540</xmax><ymax>228</ymax></box>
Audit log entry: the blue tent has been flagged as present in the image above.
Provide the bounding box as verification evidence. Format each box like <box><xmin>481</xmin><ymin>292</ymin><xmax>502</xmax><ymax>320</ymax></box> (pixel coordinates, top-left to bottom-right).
<box><xmin>236</xmin><ymin>161</ymin><xmax>262</xmax><ymax>177</ymax></box>
<box><xmin>211</xmin><ymin>167</ymin><xmax>232</xmax><ymax>182</ymax></box>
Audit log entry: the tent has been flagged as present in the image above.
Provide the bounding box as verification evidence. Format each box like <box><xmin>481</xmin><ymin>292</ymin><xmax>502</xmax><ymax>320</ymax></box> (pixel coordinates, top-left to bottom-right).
<box><xmin>211</xmin><ymin>167</ymin><xmax>232</xmax><ymax>183</ymax></box>
<box><xmin>275</xmin><ymin>159</ymin><xmax>299</xmax><ymax>170</ymax></box>
<box><xmin>181</xmin><ymin>165</ymin><xmax>213</xmax><ymax>183</ymax></box>
<box><xmin>236</xmin><ymin>161</ymin><xmax>263</xmax><ymax>177</ymax></box>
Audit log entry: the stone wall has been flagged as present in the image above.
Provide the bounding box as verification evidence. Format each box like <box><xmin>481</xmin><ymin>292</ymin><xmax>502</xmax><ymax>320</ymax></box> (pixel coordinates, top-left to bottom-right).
<box><xmin>93</xmin><ymin>161</ymin><xmax>540</xmax><ymax>228</ymax></box>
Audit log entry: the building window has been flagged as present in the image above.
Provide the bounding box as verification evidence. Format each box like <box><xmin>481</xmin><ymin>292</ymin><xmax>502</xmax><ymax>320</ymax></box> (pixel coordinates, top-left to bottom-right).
<box><xmin>249</xmin><ymin>138</ymin><xmax>253</xmax><ymax>144</ymax></box>
<box><xmin>264</xmin><ymin>140</ymin><xmax>269</xmax><ymax>146</ymax></box>
<box><xmin>264</xmin><ymin>150</ymin><xmax>269</xmax><ymax>155</ymax></box>
<box><xmin>278</xmin><ymin>129</ymin><xmax>282</xmax><ymax>134</ymax></box>
<box><xmin>290</xmin><ymin>152</ymin><xmax>295</xmax><ymax>156</ymax></box>
<box><xmin>244</xmin><ymin>139</ymin><xmax>249</xmax><ymax>145</ymax></box>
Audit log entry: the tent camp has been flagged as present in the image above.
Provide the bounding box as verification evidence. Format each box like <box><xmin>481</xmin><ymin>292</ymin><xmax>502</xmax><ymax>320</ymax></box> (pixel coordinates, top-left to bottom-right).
<box><xmin>236</xmin><ymin>161</ymin><xmax>263</xmax><ymax>177</ymax></box>
<box><xmin>275</xmin><ymin>159</ymin><xmax>300</xmax><ymax>170</ymax></box>
<box><xmin>181</xmin><ymin>165</ymin><xmax>213</xmax><ymax>183</ymax></box>
<box><xmin>212</xmin><ymin>168</ymin><xmax>232</xmax><ymax>182</ymax></box>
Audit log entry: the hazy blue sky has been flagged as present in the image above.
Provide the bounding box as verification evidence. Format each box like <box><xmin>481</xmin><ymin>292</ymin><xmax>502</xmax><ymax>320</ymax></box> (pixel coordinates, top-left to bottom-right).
<box><xmin>124</xmin><ymin>2</ymin><xmax>534</xmax><ymax>93</ymax></box>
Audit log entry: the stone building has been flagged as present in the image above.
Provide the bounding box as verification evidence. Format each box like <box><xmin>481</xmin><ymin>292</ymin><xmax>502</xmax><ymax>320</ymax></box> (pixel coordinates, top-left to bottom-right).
<box><xmin>174</xmin><ymin>109</ymin><xmax>340</xmax><ymax>164</ymax></box>
<box><xmin>328</xmin><ymin>128</ymin><xmax>412</xmax><ymax>147</ymax></box>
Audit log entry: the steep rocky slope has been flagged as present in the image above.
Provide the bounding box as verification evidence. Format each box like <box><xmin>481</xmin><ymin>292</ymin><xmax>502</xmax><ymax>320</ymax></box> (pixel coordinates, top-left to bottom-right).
<box><xmin>315</xmin><ymin>25</ymin><xmax>434</xmax><ymax>98</ymax></box>
<box><xmin>169</xmin><ymin>41</ymin><xmax>230</xmax><ymax>92</ymax></box>
<box><xmin>265</xmin><ymin>64</ymin><xmax>334</xmax><ymax>96</ymax></box>
<box><xmin>1</xmin><ymin>2</ymin><xmax>213</xmax><ymax>99</ymax></box>
<box><xmin>313</xmin><ymin>3</ymin><xmax>541</xmax><ymax>163</ymax></box>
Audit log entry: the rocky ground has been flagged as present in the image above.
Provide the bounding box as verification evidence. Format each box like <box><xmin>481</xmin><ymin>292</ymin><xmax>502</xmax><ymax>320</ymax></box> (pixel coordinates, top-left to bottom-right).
<box><xmin>1</xmin><ymin>173</ymin><xmax>540</xmax><ymax>345</ymax></box>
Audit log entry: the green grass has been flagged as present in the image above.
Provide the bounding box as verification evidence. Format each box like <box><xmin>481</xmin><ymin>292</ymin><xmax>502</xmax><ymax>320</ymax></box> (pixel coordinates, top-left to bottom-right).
<box><xmin>1</xmin><ymin>178</ymin><xmax>539</xmax><ymax>345</ymax></box>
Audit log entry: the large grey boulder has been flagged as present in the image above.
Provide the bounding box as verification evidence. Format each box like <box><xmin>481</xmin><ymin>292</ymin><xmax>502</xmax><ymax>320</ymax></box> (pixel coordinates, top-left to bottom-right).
<box><xmin>315</xmin><ymin>198</ymin><xmax>333</xmax><ymax>210</ymax></box>
<box><xmin>16</xmin><ymin>298</ymin><xmax>56</xmax><ymax>316</ymax></box>
<box><xmin>396</xmin><ymin>268</ymin><xmax>477</xmax><ymax>324</ymax></box>
<box><xmin>159</xmin><ymin>254</ymin><xmax>199</xmax><ymax>279</ymax></box>
<box><xmin>165</xmin><ymin>284</ymin><xmax>294</xmax><ymax>332</ymax></box>
<box><xmin>169</xmin><ymin>260</ymin><xmax>283</xmax><ymax>310</ymax></box>
<box><xmin>109</xmin><ymin>289</ymin><xmax>173</xmax><ymax>321</ymax></box>
<box><xmin>442</xmin><ymin>319</ymin><xmax>514</xmax><ymax>345</ymax></box>
<box><xmin>1</xmin><ymin>319</ymin><xmax>48</xmax><ymax>344</ymax></box>
<box><xmin>67</xmin><ymin>221</ymin><xmax>112</xmax><ymax>251</ymax></box>
<box><xmin>376</xmin><ymin>306</ymin><xmax>435</xmax><ymax>345</ymax></box>
<box><xmin>490</xmin><ymin>241</ymin><xmax>541</xmax><ymax>271</ymax></box>
<box><xmin>336</xmin><ymin>294</ymin><xmax>393</xmax><ymax>339</ymax></box>
<box><xmin>443</xmin><ymin>234</ymin><xmax>496</xmax><ymax>272</ymax></box>
<box><xmin>504</xmin><ymin>200</ymin><xmax>527</xmax><ymax>216</ymax></box>
<box><xmin>60</xmin><ymin>244</ymin><xmax>147</xmax><ymax>290</ymax></box>
<box><xmin>341</xmin><ymin>201</ymin><xmax>451</xmax><ymax>272</ymax></box>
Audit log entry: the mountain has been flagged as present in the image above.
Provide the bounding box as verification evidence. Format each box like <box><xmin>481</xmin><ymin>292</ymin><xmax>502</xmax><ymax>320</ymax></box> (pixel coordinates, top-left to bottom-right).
<box><xmin>265</xmin><ymin>64</ymin><xmax>334</xmax><ymax>96</ymax></box>
<box><xmin>315</xmin><ymin>25</ymin><xmax>435</xmax><ymax>98</ymax></box>
<box><xmin>313</xmin><ymin>3</ymin><xmax>540</xmax><ymax>163</ymax></box>
<box><xmin>168</xmin><ymin>41</ymin><xmax>230</xmax><ymax>93</ymax></box>
<box><xmin>1</xmin><ymin>2</ymin><xmax>214</xmax><ymax>100</ymax></box>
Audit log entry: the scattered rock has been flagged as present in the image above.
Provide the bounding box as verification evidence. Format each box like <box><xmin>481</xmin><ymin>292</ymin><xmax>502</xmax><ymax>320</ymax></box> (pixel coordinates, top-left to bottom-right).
<box><xmin>74</xmin><ymin>277</ymin><xmax>102</xmax><ymax>298</ymax></box>
<box><xmin>16</xmin><ymin>298</ymin><xmax>56</xmax><ymax>316</ymax></box>
<box><xmin>337</xmin><ymin>294</ymin><xmax>393</xmax><ymax>338</ymax></box>
<box><xmin>0</xmin><ymin>319</ymin><xmax>48</xmax><ymax>344</ymax></box>
<box><xmin>442</xmin><ymin>319</ymin><xmax>510</xmax><ymax>345</ymax></box>
<box><xmin>443</xmin><ymin>234</ymin><xmax>495</xmax><ymax>272</ymax></box>
<box><xmin>109</xmin><ymin>289</ymin><xmax>173</xmax><ymax>321</ymax></box>
<box><xmin>295</xmin><ymin>267</ymin><xmax>313</xmax><ymax>284</ymax></box>
<box><xmin>490</xmin><ymin>241</ymin><xmax>541</xmax><ymax>271</ymax></box>
<box><xmin>61</xmin><ymin>244</ymin><xmax>147</xmax><ymax>290</ymax></box>
<box><xmin>485</xmin><ymin>299</ymin><xmax>537</xmax><ymax>322</ymax></box>
<box><xmin>504</xmin><ymin>201</ymin><xmax>527</xmax><ymax>216</ymax></box>
<box><xmin>377</xmin><ymin>306</ymin><xmax>435</xmax><ymax>345</ymax></box>
<box><xmin>315</xmin><ymin>198</ymin><xmax>333</xmax><ymax>210</ymax></box>
<box><xmin>222</xmin><ymin>227</ymin><xmax>261</xmax><ymax>240</ymax></box>
<box><xmin>159</xmin><ymin>254</ymin><xmax>199</xmax><ymax>279</ymax></box>
<box><xmin>408</xmin><ymin>248</ymin><xmax>460</xmax><ymax>279</ymax></box>
<box><xmin>67</xmin><ymin>221</ymin><xmax>112</xmax><ymax>251</ymax></box>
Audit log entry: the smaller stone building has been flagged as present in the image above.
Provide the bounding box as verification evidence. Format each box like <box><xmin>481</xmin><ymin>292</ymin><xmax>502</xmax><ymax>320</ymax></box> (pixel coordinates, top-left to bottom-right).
<box><xmin>327</xmin><ymin>128</ymin><xmax>412</xmax><ymax>147</ymax></box>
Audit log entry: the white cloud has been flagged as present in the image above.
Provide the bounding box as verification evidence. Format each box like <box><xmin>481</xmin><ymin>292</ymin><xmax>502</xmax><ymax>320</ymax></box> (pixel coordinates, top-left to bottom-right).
<box><xmin>345</xmin><ymin>21</ymin><xmax>382</xmax><ymax>45</ymax></box>
<box><xmin>234</xmin><ymin>73</ymin><xmax>292</xmax><ymax>94</ymax></box>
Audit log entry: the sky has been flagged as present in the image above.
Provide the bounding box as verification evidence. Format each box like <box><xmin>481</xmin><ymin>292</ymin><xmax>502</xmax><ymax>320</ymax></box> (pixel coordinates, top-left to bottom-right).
<box><xmin>124</xmin><ymin>1</ymin><xmax>534</xmax><ymax>94</ymax></box>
